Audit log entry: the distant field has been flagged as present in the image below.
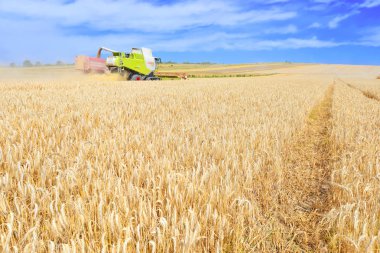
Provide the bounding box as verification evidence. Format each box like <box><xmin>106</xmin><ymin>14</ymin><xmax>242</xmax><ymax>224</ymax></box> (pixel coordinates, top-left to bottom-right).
<box><xmin>157</xmin><ymin>62</ymin><xmax>309</xmax><ymax>77</ymax></box>
<box><xmin>1</xmin><ymin>64</ymin><xmax>380</xmax><ymax>252</ymax></box>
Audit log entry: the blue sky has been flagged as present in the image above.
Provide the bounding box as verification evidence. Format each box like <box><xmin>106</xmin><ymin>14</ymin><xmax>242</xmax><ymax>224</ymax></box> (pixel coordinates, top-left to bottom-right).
<box><xmin>1</xmin><ymin>0</ymin><xmax>380</xmax><ymax>65</ymax></box>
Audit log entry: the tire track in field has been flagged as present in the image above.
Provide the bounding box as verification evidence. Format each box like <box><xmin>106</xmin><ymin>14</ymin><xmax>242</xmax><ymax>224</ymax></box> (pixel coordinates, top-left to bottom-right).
<box><xmin>338</xmin><ymin>78</ymin><xmax>380</xmax><ymax>102</ymax></box>
<box><xmin>278</xmin><ymin>85</ymin><xmax>334</xmax><ymax>251</ymax></box>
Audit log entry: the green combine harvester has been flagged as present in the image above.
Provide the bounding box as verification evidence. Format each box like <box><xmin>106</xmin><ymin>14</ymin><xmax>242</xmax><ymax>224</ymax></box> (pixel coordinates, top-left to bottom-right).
<box><xmin>76</xmin><ymin>47</ymin><xmax>185</xmax><ymax>80</ymax></box>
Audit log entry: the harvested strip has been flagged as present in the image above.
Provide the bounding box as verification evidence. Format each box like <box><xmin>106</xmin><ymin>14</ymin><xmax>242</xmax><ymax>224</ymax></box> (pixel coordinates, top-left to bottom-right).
<box><xmin>338</xmin><ymin>78</ymin><xmax>380</xmax><ymax>102</ymax></box>
<box><xmin>278</xmin><ymin>85</ymin><xmax>334</xmax><ymax>251</ymax></box>
<box><xmin>361</xmin><ymin>90</ymin><xmax>380</xmax><ymax>101</ymax></box>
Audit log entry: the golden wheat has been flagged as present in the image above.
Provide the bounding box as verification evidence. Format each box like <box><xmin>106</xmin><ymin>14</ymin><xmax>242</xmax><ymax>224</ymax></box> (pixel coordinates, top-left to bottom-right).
<box><xmin>0</xmin><ymin>66</ymin><xmax>379</xmax><ymax>252</ymax></box>
<box><xmin>325</xmin><ymin>80</ymin><xmax>380</xmax><ymax>252</ymax></box>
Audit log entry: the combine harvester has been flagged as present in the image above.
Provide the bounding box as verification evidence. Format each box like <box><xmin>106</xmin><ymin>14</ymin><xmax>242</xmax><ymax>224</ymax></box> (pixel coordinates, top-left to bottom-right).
<box><xmin>75</xmin><ymin>47</ymin><xmax>187</xmax><ymax>80</ymax></box>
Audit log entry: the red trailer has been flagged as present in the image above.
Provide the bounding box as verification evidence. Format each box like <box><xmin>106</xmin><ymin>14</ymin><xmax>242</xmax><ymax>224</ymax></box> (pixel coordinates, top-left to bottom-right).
<box><xmin>75</xmin><ymin>55</ymin><xmax>108</xmax><ymax>73</ymax></box>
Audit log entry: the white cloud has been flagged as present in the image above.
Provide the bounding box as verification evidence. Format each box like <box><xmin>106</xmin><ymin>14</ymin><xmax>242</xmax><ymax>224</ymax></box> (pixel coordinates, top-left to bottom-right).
<box><xmin>359</xmin><ymin>0</ymin><xmax>380</xmax><ymax>8</ymax></box>
<box><xmin>309</xmin><ymin>22</ymin><xmax>322</xmax><ymax>29</ymax></box>
<box><xmin>324</xmin><ymin>0</ymin><xmax>379</xmax><ymax>30</ymax></box>
<box><xmin>250</xmin><ymin>37</ymin><xmax>342</xmax><ymax>50</ymax></box>
<box><xmin>149</xmin><ymin>35</ymin><xmax>341</xmax><ymax>51</ymax></box>
<box><xmin>0</xmin><ymin>0</ymin><xmax>301</xmax><ymax>63</ymax></box>
<box><xmin>0</xmin><ymin>13</ymin><xmax>342</xmax><ymax>65</ymax></box>
<box><xmin>0</xmin><ymin>0</ymin><xmax>362</xmax><ymax>64</ymax></box>
<box><xmin>328</xmin><ymin>11</ymin><xmax>359</xmax><ymax>29</ymax></box>
<box><xmin>264</xmin><ymin>25</ymin><xmax>298</xmax><ymax>34</ymax></box>
<box><xmin>0</xmin><ymin>0</ymin><xmax>297</xmax><ymax>32</ymax></box>
<box><xmin>312</xmin><ymin>0</ymin><xmax>335</xmax><ymax>3</ymax></box>
<box><xmin>359</xmin><ymin>26</ymin><xmax>380</xmax><ymax>46</ymax></box>
<box><xmin>266</xmin><ymin>0</ymin><xmax>290</xmax><ymax>3</ymax></box>
<box><xmin>246</xmin><ymin>0</ymin><xmax>289</xmax><ymax>3</ymax></box>
<box><xmin>148</xmin><ymin>34</ymin><xmax>342</xmax><ymax>51</ymax></box>
<box><xmin>0</xmin><ymin>16</ymin><xmax>146</xmax><ymax>63</ymax></box>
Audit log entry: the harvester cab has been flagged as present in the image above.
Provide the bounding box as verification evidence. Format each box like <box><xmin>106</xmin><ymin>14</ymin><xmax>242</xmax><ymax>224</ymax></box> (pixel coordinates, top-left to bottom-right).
<box><xmin>97</xmin><ymin>47</ymin><xmax>161</xmax><ymax>80</ymax></box>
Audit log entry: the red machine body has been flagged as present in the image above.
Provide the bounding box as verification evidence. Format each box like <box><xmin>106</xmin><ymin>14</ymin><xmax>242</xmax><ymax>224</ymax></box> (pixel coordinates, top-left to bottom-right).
<box><xmin>75</xmin><ymin>55</ymin><xmax>108</xmax><ymax>73</ymax></box>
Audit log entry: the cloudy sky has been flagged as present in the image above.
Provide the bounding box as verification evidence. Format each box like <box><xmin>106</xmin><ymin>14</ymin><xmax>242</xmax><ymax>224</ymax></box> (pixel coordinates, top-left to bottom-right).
<box><xmin>1</xmin><ymin>0</ymin><xmax>380</xmax><ymax>65</ymax></box>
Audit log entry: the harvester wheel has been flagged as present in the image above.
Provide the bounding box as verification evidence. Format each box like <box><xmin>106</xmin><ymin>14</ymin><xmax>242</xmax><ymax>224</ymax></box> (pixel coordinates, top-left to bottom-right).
<box><xmin>130</xmin><ymin>74</ymin><xmax>142</xmax><ymax>81</ymax></box>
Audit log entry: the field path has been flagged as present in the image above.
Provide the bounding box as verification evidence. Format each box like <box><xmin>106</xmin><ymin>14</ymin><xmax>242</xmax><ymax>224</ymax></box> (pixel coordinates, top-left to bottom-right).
<box><xmin>279</xmin><ymin>85</ymin><xmax>335</xmax><ymax>251</ymax></box>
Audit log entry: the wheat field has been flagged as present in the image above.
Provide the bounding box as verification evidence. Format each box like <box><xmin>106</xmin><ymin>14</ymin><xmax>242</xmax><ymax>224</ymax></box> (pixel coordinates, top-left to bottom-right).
<box><xmin>0</xmin><ymin>64</ymin><xmax>380</xmax><ymax>252</ymax></box>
